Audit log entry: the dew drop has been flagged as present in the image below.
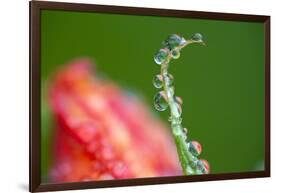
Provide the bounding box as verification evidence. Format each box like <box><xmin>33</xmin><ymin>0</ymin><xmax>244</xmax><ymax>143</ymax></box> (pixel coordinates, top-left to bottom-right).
<box><xmin>187</xmin><ymin>141</ymin><xmax>202</xmax><ymax>156</ymax></box>
<box><xmin>163</xmin><ymin>34</ymin><xmax>186</xmax><ymax>50</ymax></box>
<box><xmin>196</xmin><ymin>159</ymin><xmax>210</xmax><ymax>174</ymax></box>
<box><xmin>153</xmin><ymin>74</ymin><xmax>163</xmax><ymax>89</ymax></box>
<box><xmin>175</xmin><ymin>102</ymin><xmax>182</xmax><ymax>116</ymax></box>
<box><xmin>154</xmin><ymin>48</ymin><xmax>169</xmax><ymax>65</ymax></box>
<box><xmin>182</xmin><ymin>127</ymin><xmax>188</xmax><ymax>140</ymax></box>
<box><xmin>154</xmin><ymin>91</ymin><xmax>168</xmax><ymax>111</ymax></box>
<box><xmin>183</xmin><ymin>127</ymin><xmax>188</xmax><ymax>138</ymax></box>
<box><xmin>175</xmin><ymin>96</ymin><xmax>183</xmax><ymax>105</ymax></box>
<box><xmin>191</xmin><ymin>33</ymin><xmax>203</xmax><ymax>42</ymax></box>
<box><xmin>171</xmin><ymin>49</ymin><xmax>180</xmax><ymax>59</ymax></box>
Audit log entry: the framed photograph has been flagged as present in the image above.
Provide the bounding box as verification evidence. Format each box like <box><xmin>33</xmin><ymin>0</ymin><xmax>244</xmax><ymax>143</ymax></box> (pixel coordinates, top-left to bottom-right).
<box><xmin>30</xmin><ymin>0</ymin><xmax>270</xmax><ymax>192</ymax></box>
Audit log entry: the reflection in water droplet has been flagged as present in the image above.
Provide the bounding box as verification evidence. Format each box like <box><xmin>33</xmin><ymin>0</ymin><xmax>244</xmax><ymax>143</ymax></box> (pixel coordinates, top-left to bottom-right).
<box><xmin>153</xmin><ymin>74</ymin><xmax>163</xmax><ymax>89</ymax></box>
<box><xmin>187</xmin><ymin>141</ymin><xmax>202</xmax><ymax>156</ymax></box>
<box><xmin>171</xmin><ymin>49</ymin><xmax>180</xmax><ymax>59</ymax></box>
<box><xmin>191</xmin><ymin>33</ymin><xmax>203</xmax><ymax>41</ymax></box>
<box><xmin>175</xmin><ymin>96</ymin><xmax>183</xmax><ymax>105</ymax></box>
<box><xmin>163</xmin><ymin>34</ymin><xmax>186</xmax><ymax>50</ymax></box>
<box><xmin>175</xmin><ymin>102</ymin><xmax>182</xmax><ymax>116</ymax></box>
<box><xmin>196</xmin><ymin>159</ymin><xmax>210</xmax><ymax>174</ymax></box>
<box><xmin>154</xmin><ymin>48</ymin><xmax>169</xmax><ymax>65</ymax></box>
<box><xmin>154</xmin><ymin>91</ymin><xmax>168</xmax><ymax>111</ymax></box>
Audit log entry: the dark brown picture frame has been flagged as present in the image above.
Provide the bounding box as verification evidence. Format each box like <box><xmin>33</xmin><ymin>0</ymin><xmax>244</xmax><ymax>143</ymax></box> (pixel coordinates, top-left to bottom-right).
<box><xmin>29</xmin><ymin>0</ymin><xmax>270</xmax><ymax>192</ymax></box>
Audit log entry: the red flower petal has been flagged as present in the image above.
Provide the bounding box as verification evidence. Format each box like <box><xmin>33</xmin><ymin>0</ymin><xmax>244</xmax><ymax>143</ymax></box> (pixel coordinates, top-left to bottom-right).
<box><xmin>48</xmin><ymin>59</ymin><xmax>181</xmax><ymax>182</ymax></box>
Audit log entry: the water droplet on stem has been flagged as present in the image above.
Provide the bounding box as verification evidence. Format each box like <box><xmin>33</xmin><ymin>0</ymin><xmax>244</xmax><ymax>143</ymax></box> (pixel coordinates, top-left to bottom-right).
<box><xmin>154</xmin><ymin>91</ymin><xmax>168</xmax><ymax>111</ymax></box>
<box><xmin>153</xmin><ymin>74</ymin><xmax>163</xmax><ymax>89</ymax></box>
<box><xmin>191</xmin><ymin>33</ymin><xmax>203</xmax><ymax>42</ymax></box>
<box><xmin>187</xmin><ymin>141</ymin><xmax>202</xmax><ymax>156</ymax></box>
<box><xmin>196</xmin><ymin>159</ymin><xmax>210</xmax><ymax>174</ymax></box>
<box><xmin>175</xmin><ymin>102</ymin><xmax>182</xmax><ymax>116</ymax></box>
<box><xmin>163</xmin><ymin>34</ymin><xmax>186</xmax><ymax>50</ymax></box>
<box><xmin>154</xmin><ymin>48</ymin><xmax>169</xmax><ymax>65</ymax></box>
<box><xmin>175</xmin><ymin>96</ymin><xmax>183</xmax><ymax>105</ymax></box>
<box><xmin>171</xmin><ymin>49</ymin><xmax>180</xmax><ymax>59</ymax></box>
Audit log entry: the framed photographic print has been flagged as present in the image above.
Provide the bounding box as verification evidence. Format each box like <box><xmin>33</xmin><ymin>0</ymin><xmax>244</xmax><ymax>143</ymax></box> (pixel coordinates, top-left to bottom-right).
<box><xmin>29</xmin><ymin>0</ymin><xmax>270</xmax><ymax>192</ymax></box>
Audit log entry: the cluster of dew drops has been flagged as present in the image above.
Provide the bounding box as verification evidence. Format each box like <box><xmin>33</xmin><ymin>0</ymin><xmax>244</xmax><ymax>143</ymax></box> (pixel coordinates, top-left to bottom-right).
<box><xmin>152</xmin><ymin>33</ymin><xmax>209</xmax><ymax>174</ymax></box>
<box><xmin>152</xmin><ymin>33</ymin><xmax>203</xmax><ymax>113</ymax></box>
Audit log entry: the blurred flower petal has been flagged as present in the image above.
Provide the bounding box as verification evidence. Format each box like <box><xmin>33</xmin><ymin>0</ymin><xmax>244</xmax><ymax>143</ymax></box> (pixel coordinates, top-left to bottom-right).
<box><xmin>48</xmin><ymin>59</ymin><xmax>181</xmax><ymax>182</ymax></box>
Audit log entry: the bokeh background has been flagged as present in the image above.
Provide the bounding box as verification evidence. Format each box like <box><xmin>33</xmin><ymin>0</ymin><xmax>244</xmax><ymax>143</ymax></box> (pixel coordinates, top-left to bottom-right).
<box><xmin>41</xmin><ymin>10</ymin><xmax>265</xmax><ymax>181</ymax></box>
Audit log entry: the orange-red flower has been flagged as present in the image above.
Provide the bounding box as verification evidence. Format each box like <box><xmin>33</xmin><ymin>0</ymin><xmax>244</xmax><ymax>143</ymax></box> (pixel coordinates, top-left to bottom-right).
<box><xmin>48</xmin><ymin>59</ymin><xmax>181</xmax><ymax>182</ymax></box>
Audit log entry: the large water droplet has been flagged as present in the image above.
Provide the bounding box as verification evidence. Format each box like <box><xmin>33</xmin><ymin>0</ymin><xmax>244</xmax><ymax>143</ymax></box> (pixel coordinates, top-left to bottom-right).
<box><xmin>153</xmin><ymin>74</ymin><xmax>163</xmax><ymax>89</ymax></box>
<box><xmin>171</xmin><ymin>49</ymin><xmax>180</xmax><ymax>59</ymax></box>
<box><xmin>191</xmin><ymin>33</ymin><xmax>203</xmax><ymax>42</ymax></box>
<box><xmin>154</xmin><ymin>91</ymin><xmax>168</xmax><ymax>111</ymax></box>
<box><xmin>187</xmin><ymin>141</ymin><xmax>202</xmax><ymax>156</ymax></box>
<box><xmin>196</xmin><ymin>159</ymin><xmax>210</xmax><ymax>174</ymax></box>
<box><xmin>163</xmin><ymin>34</ymin><xmax>186</xmax><ymax>50</ymax></box>
<box><xmin>154</xmin><ymin>48</ymin><xmax>169</xmax><ymax>65</ymax></box>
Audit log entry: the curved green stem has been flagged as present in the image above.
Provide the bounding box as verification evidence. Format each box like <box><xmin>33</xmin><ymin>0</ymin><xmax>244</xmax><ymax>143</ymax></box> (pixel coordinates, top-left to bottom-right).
<box><xmin>161</xmin><ymin>47</ymin><xmax>196</xmax><ymax>174</ymax></box>
<box><xmin>153</xmin><ymin>34</ymin><xmax>209</xmax><ymax>175</ymax></box>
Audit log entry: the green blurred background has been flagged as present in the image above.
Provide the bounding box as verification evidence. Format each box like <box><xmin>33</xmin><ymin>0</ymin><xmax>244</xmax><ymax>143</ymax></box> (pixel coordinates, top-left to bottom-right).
<box><xmin>41</xmin><ymin>10</ymin><xmax>265</xmax><ymax>180</ymax></box>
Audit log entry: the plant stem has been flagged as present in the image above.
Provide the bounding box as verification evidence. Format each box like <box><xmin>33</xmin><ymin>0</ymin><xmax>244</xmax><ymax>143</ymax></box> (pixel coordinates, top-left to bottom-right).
<box><xmin>161</xmin><ymin>59</ymin><xmax>197</xmax><ymax>175</ymax></box>
<box><xmin>157</xmin><ymin>38</ymin><xmax>207</xmax><ymax>175</ymax></box>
